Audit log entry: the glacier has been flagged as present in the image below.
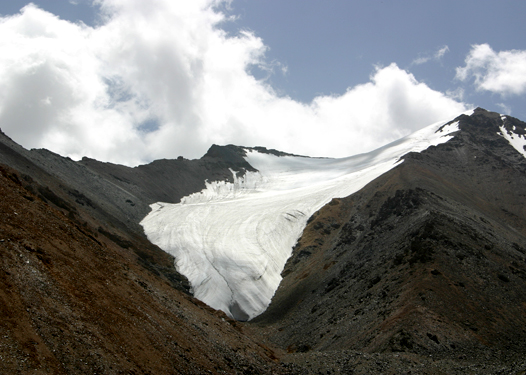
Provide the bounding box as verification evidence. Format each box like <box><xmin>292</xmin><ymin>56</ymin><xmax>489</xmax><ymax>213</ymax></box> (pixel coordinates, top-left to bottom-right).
<box><xmin>140</xmin><ymin>117</ymin><xmax>463</xmax><ymax>320</ymax></box>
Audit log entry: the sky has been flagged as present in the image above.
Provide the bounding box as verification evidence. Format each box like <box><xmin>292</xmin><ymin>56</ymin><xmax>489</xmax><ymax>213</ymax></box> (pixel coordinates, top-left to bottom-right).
<box><xmin>0</xmin><ymin>0</ymin><xmax>525</xmax><ymax>166</ymax></box>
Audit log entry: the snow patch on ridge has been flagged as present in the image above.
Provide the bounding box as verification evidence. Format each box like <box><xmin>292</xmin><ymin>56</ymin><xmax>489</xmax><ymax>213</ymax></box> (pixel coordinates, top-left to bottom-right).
<box><xmin>140</xmin><ymin>118</ymin><xmax>461</xmax><ymax>321</ymax></box>
<box><xmin>498</xmin><ymin>121</ymin><xmax>526</xmax><ymax>158</ymax></box>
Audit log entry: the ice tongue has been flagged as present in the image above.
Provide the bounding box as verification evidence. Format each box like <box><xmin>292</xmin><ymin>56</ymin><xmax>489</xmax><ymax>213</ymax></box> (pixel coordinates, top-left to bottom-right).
<box><xmin>140</xmin><ymin>116</ymin><xmax>462</xmax><ymax>320</ymax></box>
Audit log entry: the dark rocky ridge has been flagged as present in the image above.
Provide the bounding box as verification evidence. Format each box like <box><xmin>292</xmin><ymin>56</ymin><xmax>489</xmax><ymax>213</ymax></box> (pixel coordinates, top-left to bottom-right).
<box><xmin>250</xmin><ymin>108</ymin><xmax>526</xmax><ymax>371</ymax></box>
<box><xmin>0</xmin><ymin>135</ymin><xmax>260</xmax><ymax>294</ymax></box>
<box><xmin>1</xmin><ymin>108</ymin><xmax>526</xmax><ymax>373</ymax></box>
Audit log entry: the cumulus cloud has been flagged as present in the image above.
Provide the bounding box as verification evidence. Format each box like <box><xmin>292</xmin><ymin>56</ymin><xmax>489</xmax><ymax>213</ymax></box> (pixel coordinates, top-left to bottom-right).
<box><xmin>0</xmin><ymin>1</ymin><xmax>467</xmax><ymax>166</ymax></box>
<box><xmin>0</xmin><ymin>4</ymin><xmax>147</xmax><ymax>165</ymax></box>
<box><xmin>456</xmin><ymin>44</ymin><xmax>526</xmax><ymax>96</ymax></box>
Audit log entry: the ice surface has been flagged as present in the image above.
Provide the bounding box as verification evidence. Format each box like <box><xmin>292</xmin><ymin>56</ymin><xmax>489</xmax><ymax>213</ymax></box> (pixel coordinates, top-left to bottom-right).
<box><xmin>140</xmin><ymin>119</ymin><xmax>460</xmax><ymax>320</ymax></box>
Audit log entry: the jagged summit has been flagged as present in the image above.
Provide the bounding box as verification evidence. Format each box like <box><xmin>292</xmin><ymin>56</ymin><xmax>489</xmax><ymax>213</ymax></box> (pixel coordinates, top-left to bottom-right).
<box><xmin>202</xmin><ymin>144</ymin><xmax>257</xmax><ymax>172</ymax></box>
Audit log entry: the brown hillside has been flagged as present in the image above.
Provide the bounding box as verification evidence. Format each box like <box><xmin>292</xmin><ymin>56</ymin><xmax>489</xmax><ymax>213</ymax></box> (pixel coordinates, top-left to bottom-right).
<box><xmin>0</xmin><ymin>164</ymin><xmax>287</xmax><ymax>374</ymax></box>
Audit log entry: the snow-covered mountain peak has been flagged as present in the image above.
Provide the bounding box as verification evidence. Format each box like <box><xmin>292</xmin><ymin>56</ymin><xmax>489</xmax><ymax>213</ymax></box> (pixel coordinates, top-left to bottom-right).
<box><xmin>140</xmin><ymin>115</ymin><xmax>463</xmax><ymax>320</ymax></box>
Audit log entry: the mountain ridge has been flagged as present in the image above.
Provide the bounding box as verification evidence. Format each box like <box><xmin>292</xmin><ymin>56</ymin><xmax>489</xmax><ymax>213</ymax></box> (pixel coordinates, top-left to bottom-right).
<box><xmin>1</xmin><ymin>108</ymin><xmax>526</xmax><ymax>373</ymax></box>
<box><xmin>251</xmin><ymin>108</ymin><xmax>526</xmax><ymax>365</ymax></box>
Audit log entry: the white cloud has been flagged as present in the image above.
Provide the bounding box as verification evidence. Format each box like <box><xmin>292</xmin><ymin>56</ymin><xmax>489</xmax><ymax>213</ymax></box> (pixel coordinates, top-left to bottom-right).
<box><xmin>446</xmin><ymin>87</ymin><xmax>465</xmax><ymax>101</ymax></box>
<box><xmin>456</xmin><ymin>44</ymin><xmax>526</xmax><ymax>96</ymax></box>
<box><xmin>0</xmin><ymin>4</ymin><xmax>147</xmax><ymax>165</ymax></box>
<box><xmin>496</xmin><ymin>103</ymin><xmax>512</xmax><ymax>115</ymax></box>
<box><xmin>0</xmin><ymin>1</ymin><xmax>467</xmax><ymax>166</ymax></box>
<box><xmin>412</xmin><ymin>56</ymin><xmax>430</xmax><ymax>66</ymax></box>
<box><xmin>435</xmin><ymin>45</ymin><xmax>449</xmax><ymax>59</ymax></box>
<box><xmin>412</xmin><ymin>45</ymin><xmax>449</xmax><ymax>65</ymax></box>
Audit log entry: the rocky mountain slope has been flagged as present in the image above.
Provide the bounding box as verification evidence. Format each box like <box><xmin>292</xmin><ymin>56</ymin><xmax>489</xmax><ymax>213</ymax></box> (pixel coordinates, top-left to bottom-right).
<box><xmin>0</xmin><ymin>158</ymin><xmax>288</xmax><ymax>374</ymax></box>
<box><xmin>251</xmin><ymin>108</ymin><xmax>526</xmax><ymax>371</ymax></box>
<box><xmin>1</xmin><ymin>108</ymin><xmax>526</xmax><ymax>373</ymax></box>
